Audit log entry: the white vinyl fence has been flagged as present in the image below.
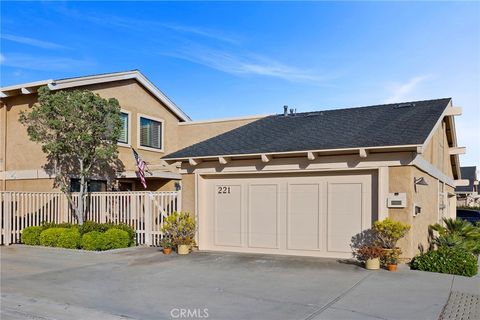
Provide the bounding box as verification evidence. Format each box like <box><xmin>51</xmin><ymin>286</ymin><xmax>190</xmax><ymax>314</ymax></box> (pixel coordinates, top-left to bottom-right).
<box><xmin>0</xmin><ymin>191</ymin><xmax>181</xmax><ymax>246</ymax></box>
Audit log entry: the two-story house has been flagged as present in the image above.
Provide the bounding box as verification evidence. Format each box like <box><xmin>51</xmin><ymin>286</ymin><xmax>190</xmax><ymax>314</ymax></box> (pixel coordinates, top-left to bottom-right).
<box><xmin>1</xmin><ymin>70</ymin><xmax>467</xmax><ymax>259</ymax></box>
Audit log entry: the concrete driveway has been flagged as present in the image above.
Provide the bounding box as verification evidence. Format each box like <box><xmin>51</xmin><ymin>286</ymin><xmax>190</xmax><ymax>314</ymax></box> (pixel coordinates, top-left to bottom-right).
<box><xmin>1</xmin><ymin>246</ymin><xmax>478</xmax><ymax>320</ymax></box>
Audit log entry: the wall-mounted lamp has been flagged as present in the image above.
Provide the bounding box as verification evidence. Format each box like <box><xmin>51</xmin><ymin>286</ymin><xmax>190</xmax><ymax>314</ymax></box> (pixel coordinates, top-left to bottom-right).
<box><xmin>174</xmin><ymin>182</ymin><xmax>182</xmax><ymax>191</ymax></box>
<box><xmin>414</xmin><ymin>177</ymin><xmax>428</xmax><ymax>192</ymax></box>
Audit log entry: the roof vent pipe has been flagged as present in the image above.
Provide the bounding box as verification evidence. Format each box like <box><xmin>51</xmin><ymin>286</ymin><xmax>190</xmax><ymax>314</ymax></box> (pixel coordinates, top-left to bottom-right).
<box><xmin>283</xmin><ymin>105</ymin><xmax>288</xmax><ymax>116</ymax></box>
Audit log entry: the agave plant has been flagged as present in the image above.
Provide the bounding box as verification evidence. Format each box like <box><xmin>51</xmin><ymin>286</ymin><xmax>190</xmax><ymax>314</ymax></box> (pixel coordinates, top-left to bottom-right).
<box><xmin>430</xmin><ymin>218</ymin><xmax>480</xmax><ymax>255</ymax></box>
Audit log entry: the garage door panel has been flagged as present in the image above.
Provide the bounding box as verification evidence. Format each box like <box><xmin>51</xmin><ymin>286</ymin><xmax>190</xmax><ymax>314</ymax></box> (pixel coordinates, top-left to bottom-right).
<box><xmin>287</xmin><ymin>183</ymin><xmax>320</xmax><ymax>250</ymax></box>
<box><xmin>202</xmin><ymin>172</ymin><xmax>372</xmax><ymax>258</ymax></box>
<box><xmin>248</xmin><ymin>184</ymin><xmax>278</xmax><ymax>249</ymax></box>
<box><xmin>214</xmin><ymin>184</ymin><xmax>242</xmax><ymax>247</ymax></box>
<box><xmin>328</xmin><ymin>183</ymin><xmax>363</xmax><ymax>253</ymax></box>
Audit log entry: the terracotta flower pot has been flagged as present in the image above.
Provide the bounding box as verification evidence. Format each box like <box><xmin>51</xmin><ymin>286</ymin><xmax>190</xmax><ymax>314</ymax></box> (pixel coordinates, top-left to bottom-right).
<box><xmin>177</xmin><ymin>244</ymin><xmax>190</xmax><ymax>255</ymax></box>
<box><xmin>365</xmin><ymin>258</ymin><xmax>380</xmax><ymax>270</ymax></box>
<box><xmin>387</xmin><ymin>264</ymin><xmax>397</xmax><ymax>272</ymax></box>
<box><xmin>162</xmin><ymin>247</ymin><xmax>172</xmax><ymax>255</ymax></box>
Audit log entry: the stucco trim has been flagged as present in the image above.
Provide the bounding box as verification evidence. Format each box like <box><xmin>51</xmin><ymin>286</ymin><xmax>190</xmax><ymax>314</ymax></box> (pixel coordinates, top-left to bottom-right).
<box><xmin>178</xmin><ymin>114</ymin><xmax>269</xmax><ymax>125</ymax></box>
<box><xmin>411</xmin><ymin>155</ymin><xmax>455</xmax><ymax>187</ymax></box>
<box><xmin>118</xmin><ymin>170</ymin><xmax>181</xmax><ymax>180</ymax></box>
<box><xmin>0</xmin><ymin>70</ymin><xmax>191</xmax><ymax>122</ymax></box>
<box><xmin>2</xmin><ymin>169</ymin><xmax>181</xmax><ymax>181</ymax></box>
<box><xmin>179</xmin><ymin>152</ymin><xmax>415</xmax><ymax>174</ymax></box>
<box><xmin>164</xmin><ymin>144</ymin><xmax>421</xmax><ymax>162</ymax></box>
<box><xmin>417</xmin><ymin>100</ymin><xmax>461</xmax><ymax>179</ymax></box>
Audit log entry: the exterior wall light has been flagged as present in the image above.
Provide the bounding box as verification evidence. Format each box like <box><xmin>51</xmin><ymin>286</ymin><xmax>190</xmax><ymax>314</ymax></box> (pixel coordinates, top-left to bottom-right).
<box><xmin>414</xmin><ymin>177</ymin><xmax>428</xmax><ymax>192</ymax></box>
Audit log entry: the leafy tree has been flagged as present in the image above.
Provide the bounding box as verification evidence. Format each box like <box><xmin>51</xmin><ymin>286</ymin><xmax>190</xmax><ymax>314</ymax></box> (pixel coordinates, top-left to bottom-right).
<box><xmin>19</xmin><ymin>86</ymin><xmax>124</xmax><ymax>224</ymax></box>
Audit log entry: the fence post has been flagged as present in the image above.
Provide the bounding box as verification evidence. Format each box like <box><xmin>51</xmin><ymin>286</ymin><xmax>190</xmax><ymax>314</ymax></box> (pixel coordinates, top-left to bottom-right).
<box><xmin>144</xmin><ymin>193</ymin><xmax>152</xmax><ymax>246</ymax></box>
<box><xmin>59</xmin><ymin>194</ymin><xmax>70</xmax><ymax>223</ymax></box>
<box><xmin>177</xmin><ymin>187</ymin><xmax>182</xmax><ymax>212</ymax></box>
<box><xmin>4</xmin><ymin>192</ymin><xmax>12</xmax><ymax>246</ymax></box>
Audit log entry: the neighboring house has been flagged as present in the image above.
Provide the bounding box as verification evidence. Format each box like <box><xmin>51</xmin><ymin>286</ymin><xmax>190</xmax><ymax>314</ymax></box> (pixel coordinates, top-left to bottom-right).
<box><xmin>456</xmin><ymin>166</ymin><xmax>480</xmax><ymax>207</ymax></box>
<box><xmin>0</xmin><ymin>70</ymin><xmax>467</xmax><ymax>259</ymax></box>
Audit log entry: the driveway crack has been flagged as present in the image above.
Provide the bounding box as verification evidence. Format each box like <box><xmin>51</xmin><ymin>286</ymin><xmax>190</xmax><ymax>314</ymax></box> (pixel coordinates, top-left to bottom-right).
<box><xmin>302</xmin><ymin>272</ymin><xmax>373</xmax><ymax>320</ymax></box>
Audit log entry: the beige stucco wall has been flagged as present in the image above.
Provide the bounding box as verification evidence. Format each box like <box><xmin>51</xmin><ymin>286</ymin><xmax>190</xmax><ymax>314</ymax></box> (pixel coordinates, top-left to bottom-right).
<box><xmin>177</xmin><ymin>117</ymin><xmax>263</xmax><ymax>150</ymax></box>
<box><xmin>6</xmin><ymin>179</ymin><xmax>57</xmax><ymax>192</ymax></box>
<box><xmin>1</xmin><ymin>79</ymin><xmax>185</xmax><ymax>192</ymax></box>
<box><xmin>388</xmin><ymin>166</ymin><xmax>443</xmax><ymax>259</ymax></box>
<box><xmin>181</xmin><ymin>174</ymin><xmax>195</xmax><ymax>214</ymax></box>
<box><xmin>3</xmin><ymin>79</ymin><xmax>182</xmax><ymax>172</ymax></box>
<box><xmin>423</xmin><ymin>120</ymin><xmax>454</xmax><ymax>179</ymax></box>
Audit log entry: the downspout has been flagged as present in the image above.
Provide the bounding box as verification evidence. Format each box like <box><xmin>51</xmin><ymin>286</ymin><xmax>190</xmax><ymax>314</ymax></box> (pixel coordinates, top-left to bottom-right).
<box><xmin>1</xmin><ymin>101</ymin><xmax>6</xmax><ymax>191</ymax></box>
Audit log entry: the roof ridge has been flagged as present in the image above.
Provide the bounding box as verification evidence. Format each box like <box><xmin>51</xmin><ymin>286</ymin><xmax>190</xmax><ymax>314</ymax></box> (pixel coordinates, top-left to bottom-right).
<box><xmin>276</xmin><ymin>98</ymin><xmax>452</xmax><ymax>117</ymax></box>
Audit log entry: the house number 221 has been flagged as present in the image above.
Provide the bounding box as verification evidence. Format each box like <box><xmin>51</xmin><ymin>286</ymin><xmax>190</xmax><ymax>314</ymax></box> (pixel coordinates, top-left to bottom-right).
<box><xmin>217</xmin><ymin>186</ymin><xmax>231</xmax><ymax>194</ymax></box>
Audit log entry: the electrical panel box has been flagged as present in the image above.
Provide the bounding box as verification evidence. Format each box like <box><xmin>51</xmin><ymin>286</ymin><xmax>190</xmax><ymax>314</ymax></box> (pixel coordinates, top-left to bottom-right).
<box><xmin>413</xmin><ymin>204</ymin><xmax>422</xmax><ymax>217</ymax></box>
<box><xmin>387</xmin><ymin>193</ymin><xmax>406</xmax><ymax>208</ymax></box>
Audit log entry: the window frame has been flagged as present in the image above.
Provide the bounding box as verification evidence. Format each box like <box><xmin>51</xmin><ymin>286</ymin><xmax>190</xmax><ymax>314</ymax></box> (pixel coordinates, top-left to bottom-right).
<box><xmin>137</xmin><ymin>113</ymin><xmax>165</xmax><ymax>153</ymax></box>
<box><xmin>117</xmin><ymin>109</ymin><xmax>132</xmax><ymax>147</ymax></box>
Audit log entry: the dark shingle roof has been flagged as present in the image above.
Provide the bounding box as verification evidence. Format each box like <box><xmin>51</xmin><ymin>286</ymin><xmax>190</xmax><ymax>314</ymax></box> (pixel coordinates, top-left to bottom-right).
<box><xmin>456</xmin><ymin>166</ymin><xmax>478</xmax><ymax>193</ymax></box>
<box><xmin>164</xmin><ymin>98</ymin><xmax>451</xmax><ymax>159</ymax></box>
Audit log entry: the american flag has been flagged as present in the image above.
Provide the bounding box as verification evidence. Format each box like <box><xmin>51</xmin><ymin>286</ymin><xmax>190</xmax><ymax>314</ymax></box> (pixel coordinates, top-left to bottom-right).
<box><xmin>132</xmin><ymin>148</ymin><xmax>147</xmax><ymax>189</ymax></box>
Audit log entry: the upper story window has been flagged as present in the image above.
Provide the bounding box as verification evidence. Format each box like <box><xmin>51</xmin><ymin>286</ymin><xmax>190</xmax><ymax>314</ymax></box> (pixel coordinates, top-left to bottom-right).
<box><xmin>139</xmin><ymin>116</ymin><xmax>163</xmax><ymax>150</ymax></box>
<box><xmin>118</xmin><ymin>112</ymin><xmax>129</xmax><ymax>144</ymax></box>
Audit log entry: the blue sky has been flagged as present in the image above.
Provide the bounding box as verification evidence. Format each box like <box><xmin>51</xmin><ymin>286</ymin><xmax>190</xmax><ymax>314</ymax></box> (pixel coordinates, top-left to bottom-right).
<box><xmin>1</xmin><ymin>1</ymin><xmax>479</xmax><ymax>166</ymax></box>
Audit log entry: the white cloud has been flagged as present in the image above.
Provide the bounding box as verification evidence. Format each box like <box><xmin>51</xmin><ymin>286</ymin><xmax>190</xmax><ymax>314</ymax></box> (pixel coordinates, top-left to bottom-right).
<box><xmin>163</xmin><ymin>46</ymin><xmax>330</xmax><ymax>83</ymax></box>
<box><xmin>385</xmin><ymin>75</ymin><xmax>432</xmax><ymax>103</ymax></box>
<box><xmin>1</xmin><ymin>53</ymin><xmax>95</xmax><ymax>72</ymax></box>
<box><xmin>1</xmin><ymin>34</ymin><xmax>69</xmax><ymax>49</ymax></box>
<box><xmin>162</xmin><ymin>24</ymin><xmax>240</xmax><ymax>45</ymax></box>
<box><xmin>0</xmin><ymin>53</ymin><xmax>5</xmax><ymax>63</ymax></box>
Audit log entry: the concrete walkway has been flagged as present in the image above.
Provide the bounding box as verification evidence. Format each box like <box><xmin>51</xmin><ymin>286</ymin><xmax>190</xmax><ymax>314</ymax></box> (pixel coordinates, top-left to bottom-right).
<box><xmin>1</xmin><ymin>246</ymin><xmax>478</xmax><ymax>320</ymax></box>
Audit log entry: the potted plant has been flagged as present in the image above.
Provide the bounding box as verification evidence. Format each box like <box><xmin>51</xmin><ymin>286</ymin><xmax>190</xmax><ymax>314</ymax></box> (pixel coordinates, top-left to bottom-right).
<box><xmin>384</xmin><ymin>247</ymin><xmax>401</xmax><ymax>272</ymax></box>
<box><xmin>373</xmin><ymin>218</ymin><xmax>410</xmax><ymax>264</ymax></box>
<box><xmin>162</xmin><ymin>211</ymin><xmax>196</xmax><ymax>255</ymax></box>
<box><xmin>357</xmin><ymin>245</ymin><xmax>384</xmax><ymax>270</ymax></box>
<box><xmin>159</xmin><ymin>237</ymin><xmax>173</xmax><ymax>255</ymax></box>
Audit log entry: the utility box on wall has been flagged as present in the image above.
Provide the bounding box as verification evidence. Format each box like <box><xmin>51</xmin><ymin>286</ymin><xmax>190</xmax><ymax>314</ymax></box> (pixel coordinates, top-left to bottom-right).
<box><xmin>387</xmin><ymin>193</ymin><xmax>407</xmax><ymax>208</ymax></box>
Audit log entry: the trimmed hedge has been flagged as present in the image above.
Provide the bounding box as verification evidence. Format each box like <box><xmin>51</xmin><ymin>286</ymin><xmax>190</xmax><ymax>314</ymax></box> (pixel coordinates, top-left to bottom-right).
<box><xmin>411</xmin><ymin>247</ymin><xmax>478</xmax><ymax>277</ymax></box>
<box><xmin>21</xmin><ymin>226</ymin><xmax>44</xmax><ymax>245</ymax></box>
<box><xmin>103</xmin><ymin>229</ymin><xmax>130</xmax><ymax>250</ymax></box>
<box><xmin>40</xmin><ymin>228</ymin><xmax>81</xmax><ymax>249</ymax></box>
<box><xmin>79</xmin><ymin>221</ymin><xmax>135</xmax><ymax>245</ymax></box>
<box><xmin>22</xmin><ymin>222</ymin><xmax>134</xmax><ymax>251</ymax></box>
<box><xmin>81</xmin><ymin>231</ymin><xmax>107</xmax><ymax>251</ymax></box>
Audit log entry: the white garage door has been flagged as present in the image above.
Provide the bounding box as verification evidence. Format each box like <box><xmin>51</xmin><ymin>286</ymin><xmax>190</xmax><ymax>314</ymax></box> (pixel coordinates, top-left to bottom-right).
<box><xmin>198</xmin><ymin>172</ymin><xmax>374</xmax><ymax>258</ymax></box>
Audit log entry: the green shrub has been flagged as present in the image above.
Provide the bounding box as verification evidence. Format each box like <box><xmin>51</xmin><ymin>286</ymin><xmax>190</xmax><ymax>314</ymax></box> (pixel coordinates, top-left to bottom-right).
<box><xmin>161</xmin><ymin>211</ymin><xmax>196</xmax><ymax>246</ymax></box>
<box><xmin>21</xmin><ymin>226</ymin><xmax>44</xmax><ymax>245</ymax></box>
<box><xmin>78</xmin><ymin>221</ymin><xmax>135</xmax><ymax>245</ymax></box>
<box><xmin>107</xmin><ymin>223</ymin><xmax>135</xmax><ymax>246</ymax></box>
<box><xmin>411</xmin><ymin>247</ymin><xmax>478</xmax><ymax>277</ymax></box>
<box><xmin>40</xmin><ymin>228</ymin><xmax>68</xmax><ymax>247</ymax></box>
<box><xmin>103</xmin><ymin>229</ymin><xmax>130</xmax><ymax>249</ymax></box>
<box><xmin>81</xmin><ymin>231</ymin><xmax>107</xmax><ymax>251</ymax></box>
<box><xmin>373</xmin><ymin>218</ymin><xmax>411</xmax><ymax>249</ymax></box>
<box><xmin>39</xmin><ymin>227</ymin><xmax>81</xmax><ymax>249</ymax></box>
<box><xmin>78</xmin><ymin>221</ymin><xmax>109</xmax><ymax>235</ymax></box>
<box><xmin>57</xmin><ymin>228</ymin><xmax>81</xmax><ymax>249</ymax></box>
<box><xmin>430</xmin><ymin>218</ymin><xmax>480</xmax><ymax>255</ymax></box>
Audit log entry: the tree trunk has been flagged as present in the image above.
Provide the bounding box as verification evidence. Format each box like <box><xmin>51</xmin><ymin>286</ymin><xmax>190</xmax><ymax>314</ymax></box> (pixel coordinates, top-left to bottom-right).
<box><xmin>77</xmin><ymin>161</ymin><xmax>87</xmax><ymax>225</ymax></box>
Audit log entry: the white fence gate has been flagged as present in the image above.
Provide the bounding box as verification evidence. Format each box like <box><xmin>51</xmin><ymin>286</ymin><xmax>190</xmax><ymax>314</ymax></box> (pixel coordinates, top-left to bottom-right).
<box><xmin>0</xmin><ymin>191</ymin><xmax>181</xmax><ymax>246</ymax></box>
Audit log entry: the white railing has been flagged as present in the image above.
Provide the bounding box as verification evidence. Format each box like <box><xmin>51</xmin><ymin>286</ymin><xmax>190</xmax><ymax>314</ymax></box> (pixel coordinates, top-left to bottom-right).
<box><xmin>0</xmin><ymin>191</ymin><xmax>181</xmax><ymax>246</ymax></box>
